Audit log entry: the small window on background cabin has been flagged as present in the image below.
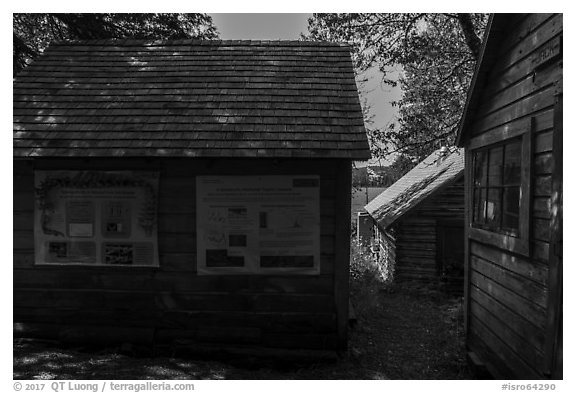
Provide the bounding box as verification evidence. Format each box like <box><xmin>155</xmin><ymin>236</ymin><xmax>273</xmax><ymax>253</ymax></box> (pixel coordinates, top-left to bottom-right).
<box><xmin>472</xmin><ymin>138</ymin><xmax>522</xmax><ymax>236</ymax></box>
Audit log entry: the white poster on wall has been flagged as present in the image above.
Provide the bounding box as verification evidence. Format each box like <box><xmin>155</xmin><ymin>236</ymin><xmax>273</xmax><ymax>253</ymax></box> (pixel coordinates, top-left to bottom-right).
<box><xmin>34</xmin><ymin>171</ymin><xmax>159</xmax><ymax>266</ymax></box>
<box><xmin>196</xmin><ymin>175</ymin><xmax>320</xmax><ymax>275</ymax></box>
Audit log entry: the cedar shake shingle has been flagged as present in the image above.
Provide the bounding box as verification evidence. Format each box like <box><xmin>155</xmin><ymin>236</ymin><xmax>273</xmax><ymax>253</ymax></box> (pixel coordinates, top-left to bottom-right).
<box><xmin>14</xmin><ymin>39</ymin><xmax>370</xmax><ymax>159</ymax></box>
<box><xmin>365</xmin><ymin>148</ymin><xmax>465</xmax><ymax>229</ymax></box>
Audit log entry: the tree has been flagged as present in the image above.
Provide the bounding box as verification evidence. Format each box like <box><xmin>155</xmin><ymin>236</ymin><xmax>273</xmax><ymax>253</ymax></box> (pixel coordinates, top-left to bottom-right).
<box><xmin>13</xmin><ymin>13</ymin><xmax>219</xmax><ymax>76</ymax></box>
<box><xmin>386</xmin><ymin>153</ymin><xmax>418</xmax><ymax>182</ymax></box>
<box><xmin>305</xmin><ymin>13</ymin><xmax>488</xmax><ymax>161</ymax></box>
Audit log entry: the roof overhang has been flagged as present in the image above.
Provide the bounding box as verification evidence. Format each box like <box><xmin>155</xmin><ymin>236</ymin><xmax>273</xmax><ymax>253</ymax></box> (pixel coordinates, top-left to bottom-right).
<box><xmin>456</xmin><ymin>14</ymin><xmax>510</xmax><ymax>147</ymax></box>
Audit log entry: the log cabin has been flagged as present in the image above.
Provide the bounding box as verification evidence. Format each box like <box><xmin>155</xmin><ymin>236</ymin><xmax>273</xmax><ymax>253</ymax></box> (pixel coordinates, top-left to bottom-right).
<box><xmin>364</xmin><ymin>147</ymin><xmax>465</xmax><ymax>292</ymax></box>
<box><xmin>13</xmin><ymin>39</ymin><xmax>370</xmax><ymax>354</ymax></box>
<box><xmin>456</xmin><ymin>14</ymin><xmax>562</xmax><ymax>379</ymax></box>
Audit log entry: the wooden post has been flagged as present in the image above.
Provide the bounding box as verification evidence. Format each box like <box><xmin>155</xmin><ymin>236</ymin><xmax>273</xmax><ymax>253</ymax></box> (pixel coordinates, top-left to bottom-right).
<box><xmin>463</xmin><ymin>149</ymin><xmax>472</xmax><ymax>337</ymax></box>
<box><xmin>334</xmin><ymin>160</ymin><xmax>352</xmax><ymax>350</ymax></box>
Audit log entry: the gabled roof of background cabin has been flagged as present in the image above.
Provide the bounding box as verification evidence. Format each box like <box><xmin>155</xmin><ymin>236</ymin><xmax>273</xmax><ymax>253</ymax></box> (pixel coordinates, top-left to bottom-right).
<box><xmin>365</xmin><ymin>147</ymin><xmax>464</xmax><ymax>229</ymax></box>
<box><xmin>13</xmin><ymin>39</ymin><xmax>370</xmax><ymax>159</ymax></box>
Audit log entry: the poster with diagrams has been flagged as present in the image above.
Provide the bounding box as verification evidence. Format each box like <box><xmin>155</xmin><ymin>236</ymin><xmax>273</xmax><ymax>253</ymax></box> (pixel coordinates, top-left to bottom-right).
<box><xmin>196</xmin><ymin>175</ymin><xmax>321</xmax><ymax>275</ymax></box>
<box><xmin>34</xmin><ymin>171</ymin><xmax>159</xmax><ymax>266</ymax></box>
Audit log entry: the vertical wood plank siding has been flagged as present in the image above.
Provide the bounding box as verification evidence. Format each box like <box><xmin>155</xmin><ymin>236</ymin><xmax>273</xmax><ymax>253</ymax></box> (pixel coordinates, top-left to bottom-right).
<box><xmin>465</xmin><ymin>14</ymin><xmax>562</xmax><ymax>378</ymax></box>
<box><xmin>13</xmin><ymin>157</ymin><xmax>345</xmax><ymax>350</ymax></box>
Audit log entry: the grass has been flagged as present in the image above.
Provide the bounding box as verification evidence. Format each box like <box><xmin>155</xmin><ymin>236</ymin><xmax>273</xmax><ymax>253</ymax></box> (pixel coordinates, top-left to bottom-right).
<box><xmin>349</xmin><ymin>241</ymin><xmax>390</xmax><ymax>318</ymax></box>
<box><xmin>346</xmin><ymin>241</ymin><xmax>470</xmax><ymax>379</ymax></box>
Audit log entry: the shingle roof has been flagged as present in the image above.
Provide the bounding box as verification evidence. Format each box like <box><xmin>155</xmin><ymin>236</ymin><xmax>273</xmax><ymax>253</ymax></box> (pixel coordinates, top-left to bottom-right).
<box><xmin>13</xmin><ymin>39</ymin><xmax>370</xmax><ymax>159</ymax></box>
<box><xmin>365</xmin><ymin>147</ymin><xmax>464</xmax><ymax>228</ymax></box>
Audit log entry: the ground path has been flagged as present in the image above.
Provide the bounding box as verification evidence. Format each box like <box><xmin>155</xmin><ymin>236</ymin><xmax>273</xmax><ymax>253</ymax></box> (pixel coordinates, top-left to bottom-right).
<box><xmin>14</xmin><ymin>283</ymin><xmax>471</xmax><ymax>380</ymax></box>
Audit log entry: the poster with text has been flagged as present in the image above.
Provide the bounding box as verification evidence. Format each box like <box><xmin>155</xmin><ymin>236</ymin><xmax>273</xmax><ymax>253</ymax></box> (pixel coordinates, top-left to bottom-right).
<box><xmin>34</xmin><ymin>171</ymin><xmax>159</xmax><ymax>266</ymax></box>
<box><xmin>196</xmin><ymin>175</ymin><xmax>321</xmax><ymax>275</ymax></box>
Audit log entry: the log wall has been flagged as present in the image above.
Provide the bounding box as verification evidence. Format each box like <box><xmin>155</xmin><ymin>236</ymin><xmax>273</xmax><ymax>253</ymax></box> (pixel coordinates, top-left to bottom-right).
<box><xmin>374</xmin><ymin>177</ymin><xmax>465</xmax><ymax>291</ymax></box>
<box><xmin>396</xmin><ymin>178</ymin><xmax>464</xmax><ymax>287</ymax></box>
<box><xmin>13</xmin><ymin>157</ymin><xmax>350</xmax><ymax>351</ymax></box>
<box><xmin>374</xmin><ymin>224</ymin><xmax>396</xmax><ymax>281</ymax></box>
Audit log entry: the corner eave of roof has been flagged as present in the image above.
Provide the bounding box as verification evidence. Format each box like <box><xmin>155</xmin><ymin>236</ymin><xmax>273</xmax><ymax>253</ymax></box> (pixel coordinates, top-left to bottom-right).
<box><xmin>456</xmin><ymin>14</ymin><xmax>508</xmax><ymax>147</ymax></box>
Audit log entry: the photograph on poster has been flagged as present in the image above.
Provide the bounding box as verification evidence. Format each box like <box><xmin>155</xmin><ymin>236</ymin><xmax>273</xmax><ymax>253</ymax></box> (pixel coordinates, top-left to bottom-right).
<box><xmin>34</xmin><ymin>171</ymin><xmax>159</xmax><ymax>266</ymax></box>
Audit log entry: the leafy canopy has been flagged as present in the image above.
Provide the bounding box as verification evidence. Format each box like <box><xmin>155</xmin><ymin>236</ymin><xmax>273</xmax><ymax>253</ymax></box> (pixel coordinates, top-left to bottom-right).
<box><xmin>13</xmin><ymin>13</ymin><xmax>219</xmax><ymax>75</ymax></box>
<box><xmin>305</xmin><ymin>13</ymin><xmax>488</xmax><ymax>161</ymax></box>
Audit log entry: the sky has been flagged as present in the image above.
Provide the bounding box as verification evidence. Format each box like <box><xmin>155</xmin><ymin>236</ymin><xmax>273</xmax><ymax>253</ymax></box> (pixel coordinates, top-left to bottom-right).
<box><xmin>210</xmin><ymin>13</ymin><xmax>311</xmax><ymax>40</ymax></box>
<box><xmin>209</xmin><ymin>13</ymin><xmax>403</xmax><ymax>165</ymax></box>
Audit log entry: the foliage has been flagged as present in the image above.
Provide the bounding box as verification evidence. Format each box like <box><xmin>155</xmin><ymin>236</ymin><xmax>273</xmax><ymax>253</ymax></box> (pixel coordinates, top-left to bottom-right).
<box><xmin>305</xmin><ymin>13</ymin><xmax>488</xmax><ymax>160</ymax></box>
<box><xmin>385</xmin><ymin>153</ymin><xmax>418</xmax><ymax>183</ymax></box>
<box><xmin>352</xmin><ymin>153</ymin><xmax>417</xmax><ymax>188</ymax></box>
<box><xmin>349</xmin><ymin>240</ymin><xmax>390</xmax><ymax>318</ymax></box>
<box><xmin>13</xmin><ymin>13</ymin><xmax>219</xmax><ymax>76</ymax></box>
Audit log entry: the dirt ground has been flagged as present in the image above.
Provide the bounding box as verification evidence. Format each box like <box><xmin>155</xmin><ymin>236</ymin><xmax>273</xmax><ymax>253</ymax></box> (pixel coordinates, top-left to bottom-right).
<box><xmin>13</xmin><ymin>282</ymin><xmax>472</xmax><ymax>380</ymax></box>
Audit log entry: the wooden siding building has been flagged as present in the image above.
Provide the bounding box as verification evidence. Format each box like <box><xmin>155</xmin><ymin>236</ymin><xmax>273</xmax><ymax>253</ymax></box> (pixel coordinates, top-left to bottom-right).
<box><xmin>13</xmin><ymin>40</ymin><xmax>370</xmax><ymax>352</ymax></box>
<box><xmin>364</xmin><ymin>148</ymin><xmax>465</xmax><ymax>291</ymax></box>
<box><xmin>456</xmin><ymin>14</ymin><xmax>562</xmax><ymax>379</ymax></box>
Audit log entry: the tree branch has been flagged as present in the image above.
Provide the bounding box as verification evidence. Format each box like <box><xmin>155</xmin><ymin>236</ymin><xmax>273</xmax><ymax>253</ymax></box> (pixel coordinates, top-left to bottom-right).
<box><xmin>457</xmin><ymin>13</ymin><xmax>483</xmax><ymax>60</ymax></box>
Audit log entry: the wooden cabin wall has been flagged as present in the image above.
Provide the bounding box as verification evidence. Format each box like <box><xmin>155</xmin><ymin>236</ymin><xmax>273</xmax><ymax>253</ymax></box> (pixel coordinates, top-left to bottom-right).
<box><xmin>465</xmin><ymin>14</ymin><xmax>562</xmax><ymax>378</ymax></box>
<box><xmin>374</xmin><ymin>224</ymin><xmax>396</xmax><ymax>281</ymax></box>
<box><xmin>393</xmin><ymin>177</ymin><xmax>465</xmax><ymax>287</ymax></box>
<box><xmin>394</xmin><ymin>217</ymin><xmax>436</xmax><ymax>282</ymax></box>
<box><xmin>13</xmin><ymin>157</ymin><xmax>350</xmax><ymax>351</ymax></box>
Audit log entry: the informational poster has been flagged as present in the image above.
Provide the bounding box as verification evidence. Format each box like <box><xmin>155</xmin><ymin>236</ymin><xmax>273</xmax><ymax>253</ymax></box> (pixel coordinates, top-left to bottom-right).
<box><xmin>196</xmin><ymin>176</ymin><xmax>320</xmax><ymax>275</ymax></box>
<box><xmin>34</xmin><ymin>171</ymin><xmax>159</xmax><ymax>266</ymax></box>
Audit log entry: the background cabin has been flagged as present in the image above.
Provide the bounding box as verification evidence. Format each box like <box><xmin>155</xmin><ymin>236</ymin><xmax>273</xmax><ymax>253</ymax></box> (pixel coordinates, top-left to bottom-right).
<box><xmin>356</xmin><ymin>211</ymin><xmax>373</xmax><ymax>247</ymax></box>
<box><xmin>364</xmin><ymin>147</ymin><xmax>465</xmax><ymax>292</ymax></box>
<box><xmin>13</xmin><ymin>39</ymin><xmax>370</xmax><ymax>353</ymax></box>
<box><xmin>456</xmin><ymin>13</ymin><xmax>562</xmax><ymax>379</ymax></box>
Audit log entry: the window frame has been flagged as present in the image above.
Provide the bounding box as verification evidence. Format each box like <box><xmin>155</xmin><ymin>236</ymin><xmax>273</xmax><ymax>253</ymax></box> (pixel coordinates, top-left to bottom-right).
<box><xmin>467</xmin><ymin>118</ymin><xmax>533</xmax><ymax>256</ymax></box>
<box><xmin>472</xmin><ymin>138</ymin><xmax>522</xmax><ymax>236</ymax></box>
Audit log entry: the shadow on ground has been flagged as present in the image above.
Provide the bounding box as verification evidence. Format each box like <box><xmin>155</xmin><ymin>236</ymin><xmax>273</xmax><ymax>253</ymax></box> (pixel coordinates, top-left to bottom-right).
<box><xmin>13</xmin><ymin>281</ymin><xmax>472</xmax><ymax>380</ymax></box>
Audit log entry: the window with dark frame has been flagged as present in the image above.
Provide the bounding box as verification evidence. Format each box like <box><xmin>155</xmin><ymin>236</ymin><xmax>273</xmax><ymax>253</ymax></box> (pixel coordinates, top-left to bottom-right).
<box><xmin>472</xmin><ymin>138</ymin><xmax>522</xmax><ymax>236</ymax></box>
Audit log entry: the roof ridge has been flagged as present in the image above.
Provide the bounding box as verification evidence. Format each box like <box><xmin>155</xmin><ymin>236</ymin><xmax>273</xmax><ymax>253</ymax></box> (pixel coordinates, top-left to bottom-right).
<box><xmin>49</xmin><ymin>39</ymin><xmax>349</xmax><ymax>47</ymax></box>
